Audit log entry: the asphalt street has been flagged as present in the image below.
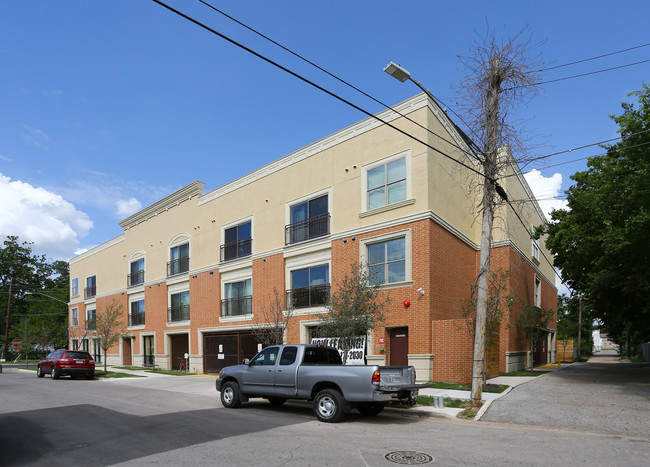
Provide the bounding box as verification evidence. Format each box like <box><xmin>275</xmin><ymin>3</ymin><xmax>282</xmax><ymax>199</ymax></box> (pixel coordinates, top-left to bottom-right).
<box><xmin>482</xmin><ymin>351</ymin><xmax>650</xmax><ymax>435</ymax></box>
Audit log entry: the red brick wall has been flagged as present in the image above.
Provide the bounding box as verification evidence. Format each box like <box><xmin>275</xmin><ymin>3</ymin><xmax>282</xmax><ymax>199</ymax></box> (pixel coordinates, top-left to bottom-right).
<box><xmin>432</xmin><ymin>319</ymin><xmax>474</xmax><ymax>383</ymax></box>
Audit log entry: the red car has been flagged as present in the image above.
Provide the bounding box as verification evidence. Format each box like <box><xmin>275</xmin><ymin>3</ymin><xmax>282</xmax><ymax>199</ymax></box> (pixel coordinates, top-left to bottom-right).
<box><xmin>37</xmin><ymin>349</ymin><xmax>95</xmax><ymax>380</ymax></box>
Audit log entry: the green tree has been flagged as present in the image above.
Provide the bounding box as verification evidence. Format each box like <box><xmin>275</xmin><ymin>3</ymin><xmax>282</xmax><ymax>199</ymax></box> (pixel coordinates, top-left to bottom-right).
<box><xmin>542</xmin><ymin>84</ymin><xmax>650</xmax><ymax>349</ymax></box>
<box><xmin>318</xmin><ymin>263</ymin><xmax>389</xmax><ymax>364</ymax></box>
<box><xmin>94</xmin><ymin>299</ymin><xmax>126</xmax><ymax>372</ymax></box>
<box><xmin>1</xmin><ymin>236</ymin><xmax>66</xmax><ymax>359</ymax></box>
<box><xmin>251</xmin><ymin>287</ymin><xmax>294</xmax><ymax>348</ymax></box>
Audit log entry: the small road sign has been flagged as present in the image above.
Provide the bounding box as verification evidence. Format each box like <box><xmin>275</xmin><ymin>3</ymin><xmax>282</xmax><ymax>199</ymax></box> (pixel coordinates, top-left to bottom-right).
<box><xmin>11</xmin><ymin>339</ymin><xmax>21</xmax><ymax>348</ymax></box>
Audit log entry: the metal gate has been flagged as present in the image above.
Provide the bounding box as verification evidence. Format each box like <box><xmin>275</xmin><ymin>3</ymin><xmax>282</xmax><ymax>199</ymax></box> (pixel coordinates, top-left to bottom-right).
<box><xmin>203</xmin><ymin>332</ymin><xmax>261</xmax><ymax>374</ymax></box>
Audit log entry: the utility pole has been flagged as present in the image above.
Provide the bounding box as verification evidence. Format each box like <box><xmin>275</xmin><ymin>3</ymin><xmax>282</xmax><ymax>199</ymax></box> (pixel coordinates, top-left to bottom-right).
<box><xmin>3</xmin><ymin>276</ymin><xmax>13</xmax><ymax>361</ymax></box>
<box><xmin>471</xmin><ymin>57</ymin><xmax>503</xmax><ymax>407</ymax></box>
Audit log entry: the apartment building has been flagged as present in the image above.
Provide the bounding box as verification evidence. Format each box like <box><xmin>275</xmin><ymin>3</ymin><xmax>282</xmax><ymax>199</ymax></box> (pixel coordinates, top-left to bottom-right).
<box><xmin>68</xmin><ymin>93</ymin><xmax>557</xmax><ymax>383</ymax></box>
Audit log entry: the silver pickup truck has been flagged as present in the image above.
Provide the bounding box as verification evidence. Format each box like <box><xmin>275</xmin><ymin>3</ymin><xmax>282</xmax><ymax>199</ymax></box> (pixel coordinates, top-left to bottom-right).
<box><xmin>216</xmin><ymin>344</ymin><xmax>426</xmax><ymax>422</ymax></box>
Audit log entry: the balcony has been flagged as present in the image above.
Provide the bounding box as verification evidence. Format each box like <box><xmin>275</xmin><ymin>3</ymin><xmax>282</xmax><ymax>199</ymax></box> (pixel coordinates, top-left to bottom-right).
<box><xmin>85</xmin><ymin>318</ymin><xmax>96</xmax><ymax>331</ymax></box>
<box><xmin>127</xmin><ymin>270</ymin><xmax>145</xmax><ymax>287</ymax></box>
<box><xmin>286</xmin><ymin>284</ymin><xmax>330</xmax><ymax>310</ymax></box>
<box><xmin>167</xmin><ymin>257</ymin><xmax>190</xmax><ymax>277</ymax></box>
<box><xmin>168</xmin><ymin>305</ymin><xmax>190</xmax><ymax>323</ymax></box>
<box><xmin>285</xmin><ymin>213</ymin><xmax>330</xmax><ymax>245</ymax></box>
<box><xmin>221</xmin><ymin>296</ymin><xmax>252</xmax><ymax>317</ymax></box>
<box><xmin>220</xmin><ymin>237</ymin><xmax>252</xmax><ymax>262</ymax></box>
<box><xmin>84</xmin><ymin>286</ymin><xmax>96</xmax><ymax>299</ymax></box>
<box><xmin>129</xmin><ymin>311</ymin><xmax>145</xmax><ymax>327</ymax></box>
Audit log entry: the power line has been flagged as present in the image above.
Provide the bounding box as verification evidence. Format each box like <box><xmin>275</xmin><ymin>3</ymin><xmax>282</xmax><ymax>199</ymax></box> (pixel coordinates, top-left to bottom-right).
<box><xmin>195</xmin><ymin>0</ymin><xmax>482</xmax><ymax>162</ymax></box>
<box><xmin>537</xmin><ymin>42</ymin><xmax>650</xmax><ymax>72</ymax></box>
<box><xmin>152</xmin><ymin>0</ymin><xmax>490</xmax><ymax>182</ymax></box>
<box><xmin>535</xmin><ymin>58</ymin><xmax>650</xmax><ymax>87</ymax></box>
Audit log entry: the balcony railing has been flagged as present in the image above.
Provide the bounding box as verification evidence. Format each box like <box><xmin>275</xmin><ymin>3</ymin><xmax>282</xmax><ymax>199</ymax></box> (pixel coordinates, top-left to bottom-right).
<box><xmin>167</xmin><ymin>257</ymin><xmax>190</xmax><ymax>277</ymax></box>
<box><xmin>220</xmin><ymin>237</ymin><xmax>252</xmax><ymax>262</ymax></box>
<box><xmin>286</xmin><ymin>284</ymin><xmax>330</xmax><ymax>310</ymax></box>
<box><xmin>84</xmin><ymin>286</ymin><xmax>96</xmax><ymax>299</ymax></box>
<box><xmin>129</xmin><ymin>311</ymin><xmax>145</xmax><ymax>327</ymax></box>
<box><xmin>221</xmin><ymin>296</ymin><xmax>252</xmax><ymax>317</ymax></box>
<box><xmin>86</xmin><ymin>318</ymin><xmax>96</xmax><ymax>331</ymax></box>
<box><xmin>285</xmin><ymin>213</ymin><xmax>330</xmax><ymax>245</ymax></box>
<box><xmin>127</xmin><ymin>270</ymin><xmax>145</xmax><ymax>287</ymax></box>
<box><xmin>168</xmin><ymin>305</ymin><xmax>190</xmax><ymax>323</ymax></box>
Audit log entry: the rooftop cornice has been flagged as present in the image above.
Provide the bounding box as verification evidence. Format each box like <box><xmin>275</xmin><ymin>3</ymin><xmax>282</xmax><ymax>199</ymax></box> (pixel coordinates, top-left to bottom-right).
<box><xmin>118</xmin><ymin>181</ymin><xmax>205</xmax><ymax>230</ymax></box>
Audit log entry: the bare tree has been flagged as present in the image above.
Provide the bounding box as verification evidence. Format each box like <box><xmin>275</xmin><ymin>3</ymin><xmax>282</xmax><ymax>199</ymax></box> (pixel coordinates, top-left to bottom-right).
<box><xmin>455</xmin><ymin>25</ymin><xmax>543</xmax><ymax>406</ymax></box>
<box><xmin>94</xmin><ymin>299</ymin><xmax>126</xmax><ymax>372</ymax></box>
<box><xmin>251</xmin><ymin>288</ymin><xmax>293</xmax><ymax>348</ymax></box>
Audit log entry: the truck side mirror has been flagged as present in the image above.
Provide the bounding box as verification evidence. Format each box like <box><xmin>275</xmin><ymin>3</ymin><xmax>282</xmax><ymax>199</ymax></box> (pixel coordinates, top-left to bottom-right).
<box><xmin>242</xmin><ymin>358</ymin><xmax>250</xmax><ymax>365</ymax></box>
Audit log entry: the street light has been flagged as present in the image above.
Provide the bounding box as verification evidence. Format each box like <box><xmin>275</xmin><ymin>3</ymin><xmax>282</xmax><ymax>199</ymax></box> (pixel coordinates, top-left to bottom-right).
<box><xmin>383</xmin><ymin>61</ymin><xmax>436</xmax><ymax>101</ymax></box>
<box><xmin>25</xmin><ymin>291</ymin><xmax>68</xmax><ymax>305</ymax></box>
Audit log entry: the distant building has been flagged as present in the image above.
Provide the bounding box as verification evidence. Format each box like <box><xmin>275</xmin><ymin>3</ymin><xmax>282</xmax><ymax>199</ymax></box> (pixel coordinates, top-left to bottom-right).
<box><xmin>67</xmin><ymin>94</ymin><xmax>557</xmax><ymax>382</ymax></box>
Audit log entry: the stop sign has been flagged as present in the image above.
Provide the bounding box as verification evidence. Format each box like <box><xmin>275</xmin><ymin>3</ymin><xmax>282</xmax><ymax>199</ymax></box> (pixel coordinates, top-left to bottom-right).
<box><xmin>11</xmin><ymin>339</ymin><xmax>21</xmax><ymax>348</ymax></box>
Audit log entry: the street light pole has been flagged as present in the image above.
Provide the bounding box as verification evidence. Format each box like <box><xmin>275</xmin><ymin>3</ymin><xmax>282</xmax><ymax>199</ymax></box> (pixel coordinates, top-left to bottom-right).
<box><xmin>3</xmin><ymin>277</ymin><xmax>13</xmax><ymax>361</ymax></box>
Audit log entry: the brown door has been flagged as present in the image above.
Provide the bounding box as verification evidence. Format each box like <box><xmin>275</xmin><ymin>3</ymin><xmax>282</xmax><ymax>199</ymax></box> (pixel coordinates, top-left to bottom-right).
<box><xmin>533</xmin><ymin>334</ymin><xmax>548</xmax><ymax>367</ymax></box>
<box><xmin>203</xmin><ymin>332</ymin><xmax>262</xmax><ymax>374</ymax></box>
<box><xmin>170</xmin><ymin>334</ymin><xmax>189</xmax><ymax>370</ymax></box>
<box><xmin>389</xmin><ymin>327</ymin><xmax>408</xmax><ymax>366</ymax></box>
<box><xmin>122</xmin><ymin>338</ymin><xmax>132</xmax><ymax>366</ymax></box>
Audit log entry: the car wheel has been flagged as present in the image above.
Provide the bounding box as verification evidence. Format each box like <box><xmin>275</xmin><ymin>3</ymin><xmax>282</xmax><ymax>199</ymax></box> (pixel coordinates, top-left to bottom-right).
<box><xmin>86</xmin><ymin>371</ymin><xmax>94</xmax><ymax>380</ymax></box>
<box><xmin>51</xmin><ymin>367</ymin><xmax>60</xmax><ymax>380</ymax></box>
<box><xmin>37</xmin><ymin>366</ymin><xmax>45</xmax><ymax>378</ymax></box>
<box><xmin>357</xmin><ymin>402</ymin><xmax>385</xmax><ymax>416</ymax></box>
<box><xmin>268</xmin><ymin>397</ymin><xmax>287</xmax><ymax>407</ymax></box>
<box><xmin>220</xmin><ymin>381</ymin><xmax>242</xmax><ymax>408</ymax></box>
<box><xmin>313</xmin><ymin>389</ymin><xmax>345</xmax><ymax>423</ymax></box>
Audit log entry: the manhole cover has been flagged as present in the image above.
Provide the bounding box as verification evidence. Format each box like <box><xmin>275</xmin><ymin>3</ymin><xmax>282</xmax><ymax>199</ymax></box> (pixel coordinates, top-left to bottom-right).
<box><xmin>385</xmin><ymin>451</ymin><xmax>433</xmax><ymax>465</ymax></box>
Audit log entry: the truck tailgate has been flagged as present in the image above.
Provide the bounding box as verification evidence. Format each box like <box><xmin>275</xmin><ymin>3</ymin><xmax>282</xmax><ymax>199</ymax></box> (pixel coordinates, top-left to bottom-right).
<box><xmin>377</xmin><ymin>366</ymin><xmax>416</xmax><ymax>389</ymax></box>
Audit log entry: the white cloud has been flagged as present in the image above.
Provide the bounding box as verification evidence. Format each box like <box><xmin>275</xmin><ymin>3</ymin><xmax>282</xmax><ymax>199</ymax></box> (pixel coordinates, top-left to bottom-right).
<box><xmin>523</xmin><ymin>169</ymin><xmax>569</xmax><ymax>221</ymax></box>
<box><xmin>0</xmin><ymin>173</ymin><xmax>93</xmax><ymax>259</ymax></box>
<box><xmin>0</xmin><ymin>154</ymin><xmax>13</xmax><ymax>162</ymax></box>
<box><xmin>116</xmin><ymin>197</ymin><xmax>142</xmax><ymax>217</ymax></box>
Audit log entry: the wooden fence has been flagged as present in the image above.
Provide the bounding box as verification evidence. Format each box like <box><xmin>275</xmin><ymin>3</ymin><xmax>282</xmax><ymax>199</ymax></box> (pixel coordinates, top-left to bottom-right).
<box><xmin>557</xmin><ymin>340</ymin><xmax>575</xmax><ymax>362</ymax></box>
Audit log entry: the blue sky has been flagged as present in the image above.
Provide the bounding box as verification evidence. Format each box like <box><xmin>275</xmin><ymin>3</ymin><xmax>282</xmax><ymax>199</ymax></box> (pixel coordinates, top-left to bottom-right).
<box><xmin>1</xmin><ymin>0</ymin><xmax>648</xmax><ymax>288</ymax></box>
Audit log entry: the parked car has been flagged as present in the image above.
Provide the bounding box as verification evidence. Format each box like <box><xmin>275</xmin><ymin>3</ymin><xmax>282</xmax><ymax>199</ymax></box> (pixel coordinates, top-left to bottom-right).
<box><xmin>37</xmin><ymin>349</ymin><xmax>95</xmax><ymax>380</ymax></box>
<box><xmin>216</xmin><ymin>344</ymin><xmax>426</xmax><ymax>422</ymax></box>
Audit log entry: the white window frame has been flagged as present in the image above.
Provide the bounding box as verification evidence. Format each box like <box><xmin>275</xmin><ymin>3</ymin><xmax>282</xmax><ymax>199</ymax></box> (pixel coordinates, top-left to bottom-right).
<box><xmin>361</xmin><ymin>150</ymin><xmax>412</xmax><ymax>213</ymax></box>
<box><xmin>71</xmin><ymin>307</ymin><xmax>79</xmax><ymax>327</ymax></box>
<box><xmin>532</xmin><ymin>238</ymin><xmax>540</xmax><ymax>263</ymax></box>
<box><xmin>359</xmin><ymin>229</ymin><xmax>412</xmax><ymax>288</ymax></box>
<box><xmin>221</xmin><ymin>216</ymin><xmax>254</xmax><ymax>262</ymax></box>
<box><xmin>168</xmin><ymin>282</ymin><xmax>190</xmax><ymax>326</ymax></box>
<box><xmin>534</xmin><ymin>275</ymin><xmax>542</xmax><ymax>307</ymax></box>
<box><xmin>71</xmin><ymin>277</ymin><xmax>79</xmax><ymax>297</ymax></box>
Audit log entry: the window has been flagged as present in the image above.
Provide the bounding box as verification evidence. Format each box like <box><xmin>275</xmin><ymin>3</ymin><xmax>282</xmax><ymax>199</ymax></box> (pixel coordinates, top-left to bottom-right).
<box><xmin>534</xmin><ymin>276</ymin><xmax>542</xmax><ymax>307</ymax></box>
<box><xmin>303</xmin><ymin>346</ymin><xmax>342</xmax><ymax>365</ymax></box>
<box><xmin>367</xmin><ymin>238</ymin><xmax>406</xmax><ymax>285</ymax></box>
<box><xmin>129</xmin><ymin>258</ymin><xmax>145</xmax><ymax>286</ymax></box>
<box><xmin>93</xmin><ymin>338</ymin><xmax>102</xmax><ymax>363</ymax></box>
<box><xmin>286</xmin><ymin>194</ymin><xmax>329</xmax><ymax>244</ymax></box>
<box><xmin>169</xmin><ymin>291</ymin><xmax>189</xmax><ymax>322</ymax></box>
<box><xmin>250</xmin><ymin>346</ymin><xmax>279</xmax><ymax>366</ymax></box>
<box><xmin>367</xmin><ymin>156</ymin><xmax>406</xmax><ymax>210</ymax></box>
<box><xmin>71</xmin><ymin>277</ymin><xmax>79</xmax><ymax>297</ymax></box>
<box><xmin>168</xmin><ymin>243</ymin><xmax>189</xmax><ymax>276</ymax></box>
<box><xmin>71</xmin><ymin>308</ymin><xmax>79</xmax><ymax>327</ymax></box>
<box><xmin>280</xmin><ymin>346</ymin><xmax>298</xmax><ymax>365</ymax></box>
<box><xmin>221</xmin><ymin>221</ymin><xmax>252</xmax><ymax>262</ymax></box>
<box><xmin>81</xmin><ymin>338</ymin><xmax>89</xmax><ymax>352</ymax></box>
<box><xmin>130</xmin><ymin>299</ymin><xmax>145</xmax><ymax>327</ymax></box>
<box><xmin>287</xmin><ymin>265</ymin><xmax>330</xmax><ymax>309</ymax></box>
<box><xmin>85</xmin><ymin>276</ymin><xmax>96</xmax><ymax>299</ymax></box>
<box><xmin>86</xmin><ymin>309</ymin><xmax>96</xmax><ymax>331</ymax></box>
<box><xmin>72</xmin><ymin>340</ymin><xmax>79</xmax><ymax>350</ymax></box>
<box><xmin>221</xmin><ymin>279</ymin><xmax>252</xmax><ymax>317</ymax></box>
<box><xmin>532</xmin><ymin>238</ymin><xmax>540</xmax><ymax>262</ymax></box>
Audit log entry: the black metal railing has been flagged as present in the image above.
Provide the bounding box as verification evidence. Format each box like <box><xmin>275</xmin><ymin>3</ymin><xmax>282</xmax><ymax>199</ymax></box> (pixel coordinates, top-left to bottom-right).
<box><xmin>220</xmin><ymin>237</ymin><xmax>252</xmax><ymax>262</ymax></box>
<box><xmin>127</xmin><ymin>270</ymin><xmax>145</xmax><ymax>287</ymax></box>
<box><xmin>129</xmin><ymin>311</ymin><xmax>145</xmax><ymax>327</ymax></box>
<box><xmin>86</xmin><ymin>318</ymin><xmax>96</xmax><ymax>331</ymax></box>
<box><xmin>167</xmin><ymin>256</ymin><xmax>190</xmax><ymax>277</ymax></box>
<box><xmin>143</xmin><ymin>354</ymin><xmax>155</xmax><ymax>366</ymax></box>
<box><xmin>168</xmin><ymin>305</ymin><xmax>190</xmax><ymax>322</ymax></box>
<box><xmin>285</xmin><ymin>213</ymin><xmax>330</xmax><ymax>245</ymax></box>
<box><xmin>84</xmin><ymin>285</ymin><xmax>96</xmax><ymax>299</ymax></box>
<box><xmin>221</xmin><ymin>296</ymin><xmax>252</xmax><ymax>317</ymax></box>
<box><xmin>286</xmin><ymin>284</ymin><xmax>330</xmax><ymax>309</ymax></box>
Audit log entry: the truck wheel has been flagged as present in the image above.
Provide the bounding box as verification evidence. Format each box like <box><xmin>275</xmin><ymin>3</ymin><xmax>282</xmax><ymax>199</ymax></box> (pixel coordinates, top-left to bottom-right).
<box><xmin>268</xmin><ymin>397</ymin><xmax>287</xmax><ymax>407</ymax></box>
<box><xmin>314</xmin><ymin>389</ymin><xmax>345</xmax><ymax>423</ymax></box>
<box><xmin>357</xmin><ymin>402</ymin><xmax>385</xmax><ymax>416</ymax></box>
<box><xmin>221</xmin><ymin>381</ymin><xmax>242</xmax><ymax>408</ymax></box>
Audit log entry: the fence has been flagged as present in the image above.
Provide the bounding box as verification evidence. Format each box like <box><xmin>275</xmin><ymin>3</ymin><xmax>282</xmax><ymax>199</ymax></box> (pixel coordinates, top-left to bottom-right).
<box><xmin>557</xmin><ymin>339</ymin><xmax>575</xmax><ymax>362</ymax></box>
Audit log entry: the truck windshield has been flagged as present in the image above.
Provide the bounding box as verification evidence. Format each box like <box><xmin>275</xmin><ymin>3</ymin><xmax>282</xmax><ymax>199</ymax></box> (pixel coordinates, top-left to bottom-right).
<box><xmin>302</xmin><ymin>347</ymin><xmax>342</xmax><ymax>365</ymax></box>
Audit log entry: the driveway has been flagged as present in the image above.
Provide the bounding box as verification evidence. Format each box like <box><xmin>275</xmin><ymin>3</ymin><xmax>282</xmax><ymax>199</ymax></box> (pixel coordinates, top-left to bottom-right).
<box><xmin>482</xmin><ymin>351</ymin><xmax>650</xmax><ymax>436</ymax></box>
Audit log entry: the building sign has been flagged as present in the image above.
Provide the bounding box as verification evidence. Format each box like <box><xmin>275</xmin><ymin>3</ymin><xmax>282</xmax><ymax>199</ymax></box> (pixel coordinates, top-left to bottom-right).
<box><xmin>311</xmin><ymin>336</ymin><xmax>366</xmax><ymax>365</ymax></box>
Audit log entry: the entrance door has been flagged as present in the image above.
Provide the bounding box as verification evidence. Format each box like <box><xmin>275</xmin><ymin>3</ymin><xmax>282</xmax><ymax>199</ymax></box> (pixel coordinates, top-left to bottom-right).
<box><xmin>143</xmin><ymin>336</ymin><xmax>154</xmax><ymax>366</ymax></box>
<box><xmin>533</xmin><ymin>334</ymin><xmax>548</xmax><ymax>367</ymax></box>
<box><xmin>170</xmin><ymin>334</ymin><xmax>189</xmax><ymax>370</ymax></box>
<box><xmin>122</xmin><ymin>338</ymin><xmax>132</xmax><ymax>366</ymax></box>
<box><xmin>389</xmin><ymin>327</ymin><xmax>408</xmax><ymax>366</ymax></box>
